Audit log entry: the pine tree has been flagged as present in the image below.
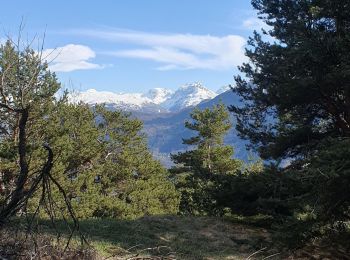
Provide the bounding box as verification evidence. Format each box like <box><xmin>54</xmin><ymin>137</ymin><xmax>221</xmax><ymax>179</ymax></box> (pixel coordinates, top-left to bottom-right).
<box><xmin>29</xmin><ymin>103</ymin><xmax>180</xmax><ymax>219</ymax></box>
<box><xmin>228</xmin><ymin>0</ymin><xmax>350</xmax><ymax>243</ymax></box>
<box><xmin>230</xmin><ymin>0</ymin><xmax>350</xmax><ymax>159</ymax></box>
<box><xmin>92</xmin><ymin>106</ymin><xmax>179</xmax><ymax>219</ymax></box>
<box><xmin>171</xmin><ymin>103</ymin><xmax>241</xmax><ymax>215</ymax></box>
<box><xmin>0</xmin><ymin>40</ymin><xmax>61</xmax><ymax>222</ymax></box>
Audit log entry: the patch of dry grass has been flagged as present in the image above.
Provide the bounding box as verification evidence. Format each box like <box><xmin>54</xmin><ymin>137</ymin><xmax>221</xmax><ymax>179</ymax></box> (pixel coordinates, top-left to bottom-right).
<box><xmin>42</xmin><ymin>215</ymin><xmax>275</xmax><ymax>259</ymax></box>
<box><xmin>0</xmin><ymin>226</ymin><xmax>96</xmax><ymax>259</ymax></box>
<box><xmin>2</xmin><ymin>216</ymin><xmax>348</xmax><ymax>259</ymax></box>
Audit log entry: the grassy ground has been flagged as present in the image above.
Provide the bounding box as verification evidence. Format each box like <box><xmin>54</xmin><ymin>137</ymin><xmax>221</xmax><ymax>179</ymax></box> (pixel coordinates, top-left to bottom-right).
<box><xmin>2</xmin><ymin>215</ymin><xmax>349</xmax><ymax>259</ymax></box>
<box><xmin>37</xmin><ymin>215</ymin><xmax>276</xmax><ymax>259</ymax></box>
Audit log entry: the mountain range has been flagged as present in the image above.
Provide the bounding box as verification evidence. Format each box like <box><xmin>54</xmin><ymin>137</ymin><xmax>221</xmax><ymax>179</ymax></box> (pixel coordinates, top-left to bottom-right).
<box><xmin>72</xmin><ymin>83</ymin><xmax>251</xmax><ymax>167</ymax></box>
<box><xmin>70</xmin><ymin>82</ymin><xmax>228</xmax><ymax>113</ymax></box>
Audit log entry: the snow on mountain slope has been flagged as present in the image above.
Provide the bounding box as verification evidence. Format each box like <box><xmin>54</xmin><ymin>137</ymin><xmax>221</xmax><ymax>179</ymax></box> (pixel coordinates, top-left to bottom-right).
<box><xmin>72</xmin><ymin>89</ymin><xmax>146</xmax><ymax>106</ymax></box>
<box><xmin>161</xmin><ymin>82</ymin><xmax>217</xmax><ymax>111</ymax></box>
<box><xmin>142</xmin><ymin>88</ymin><xmax>173</xmax><ymax>104</ymax></box>
<box><xmin>70</xmin><ymin>82</ymin><xmax>217</xmax><ymax>112</ymax></box>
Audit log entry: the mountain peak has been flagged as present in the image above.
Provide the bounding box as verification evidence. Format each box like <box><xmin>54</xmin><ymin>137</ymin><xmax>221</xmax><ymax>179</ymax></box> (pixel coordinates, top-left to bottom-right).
<box><xmin>162</xmin><ymin>82</ymin><xmax>217</xmax><ymax>111</ymax></box>
<box><xmin>180</xmin><ymin>82</ymin><xmax>206</xmax><ymax>91</ymax></box>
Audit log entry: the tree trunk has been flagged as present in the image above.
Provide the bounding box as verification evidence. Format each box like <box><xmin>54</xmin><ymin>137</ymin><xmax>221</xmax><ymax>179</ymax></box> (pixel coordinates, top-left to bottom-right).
<box><xmin>0</xmin><ymin>108</ymin><xmax>29</xmax><ymax>224</ymax></box>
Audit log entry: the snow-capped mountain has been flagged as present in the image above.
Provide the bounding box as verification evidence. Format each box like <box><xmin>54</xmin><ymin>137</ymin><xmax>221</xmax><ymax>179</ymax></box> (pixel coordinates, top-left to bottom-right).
<box><xmin>70</xmin><ymin>82</ymin><xmax>217</xmax><ymax>113</ymax></box>
<box><xmin>161</xmin><ymin>82</ymin><xmax>217</xmax><ymax>111</ymax></box>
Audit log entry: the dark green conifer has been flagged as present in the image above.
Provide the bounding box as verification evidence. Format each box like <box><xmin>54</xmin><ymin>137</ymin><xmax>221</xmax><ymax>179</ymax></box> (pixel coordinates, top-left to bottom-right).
<box><xmin>171</xmin><ymin>103</ymin><xmax>241</xmax><ymax>215</ymax></box>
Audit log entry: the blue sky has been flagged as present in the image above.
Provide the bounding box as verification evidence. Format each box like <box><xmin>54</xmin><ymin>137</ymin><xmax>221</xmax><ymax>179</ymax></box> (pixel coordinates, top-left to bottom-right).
<box><xmin>0</xmin><ymin>1</ymin><xmax>264</xmax><ymax>93</ymax></box>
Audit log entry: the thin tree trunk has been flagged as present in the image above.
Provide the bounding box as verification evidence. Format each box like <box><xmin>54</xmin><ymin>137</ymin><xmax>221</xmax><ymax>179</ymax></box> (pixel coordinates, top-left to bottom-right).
<box><xmin>0</xmin><ymin>108</ymin><xmax>29</xmax><ymax>224</ymax></box>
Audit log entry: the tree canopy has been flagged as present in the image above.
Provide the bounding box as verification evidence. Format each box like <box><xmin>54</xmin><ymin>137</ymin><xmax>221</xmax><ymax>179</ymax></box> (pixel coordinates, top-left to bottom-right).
<box><xmin>231</xmin><ymin>0</ymin><xmax>350</xmax><ymax>159</ymax></box>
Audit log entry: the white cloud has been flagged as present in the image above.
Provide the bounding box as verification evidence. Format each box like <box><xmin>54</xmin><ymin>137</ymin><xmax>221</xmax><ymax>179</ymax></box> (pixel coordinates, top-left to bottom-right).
<box><xmin>41</xmin><ymin>44</ymin><xmax>103</xmax><ymax>72</ymax></box>
<box><xmin>242</xmin><ymin>18</ymin><xmax>269</xmax><ymax>31</ymax></box>
<box><xmin>72</xmin><ymin>29</ymin><xmax>248</xmax><ymax>70</ymax></box>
